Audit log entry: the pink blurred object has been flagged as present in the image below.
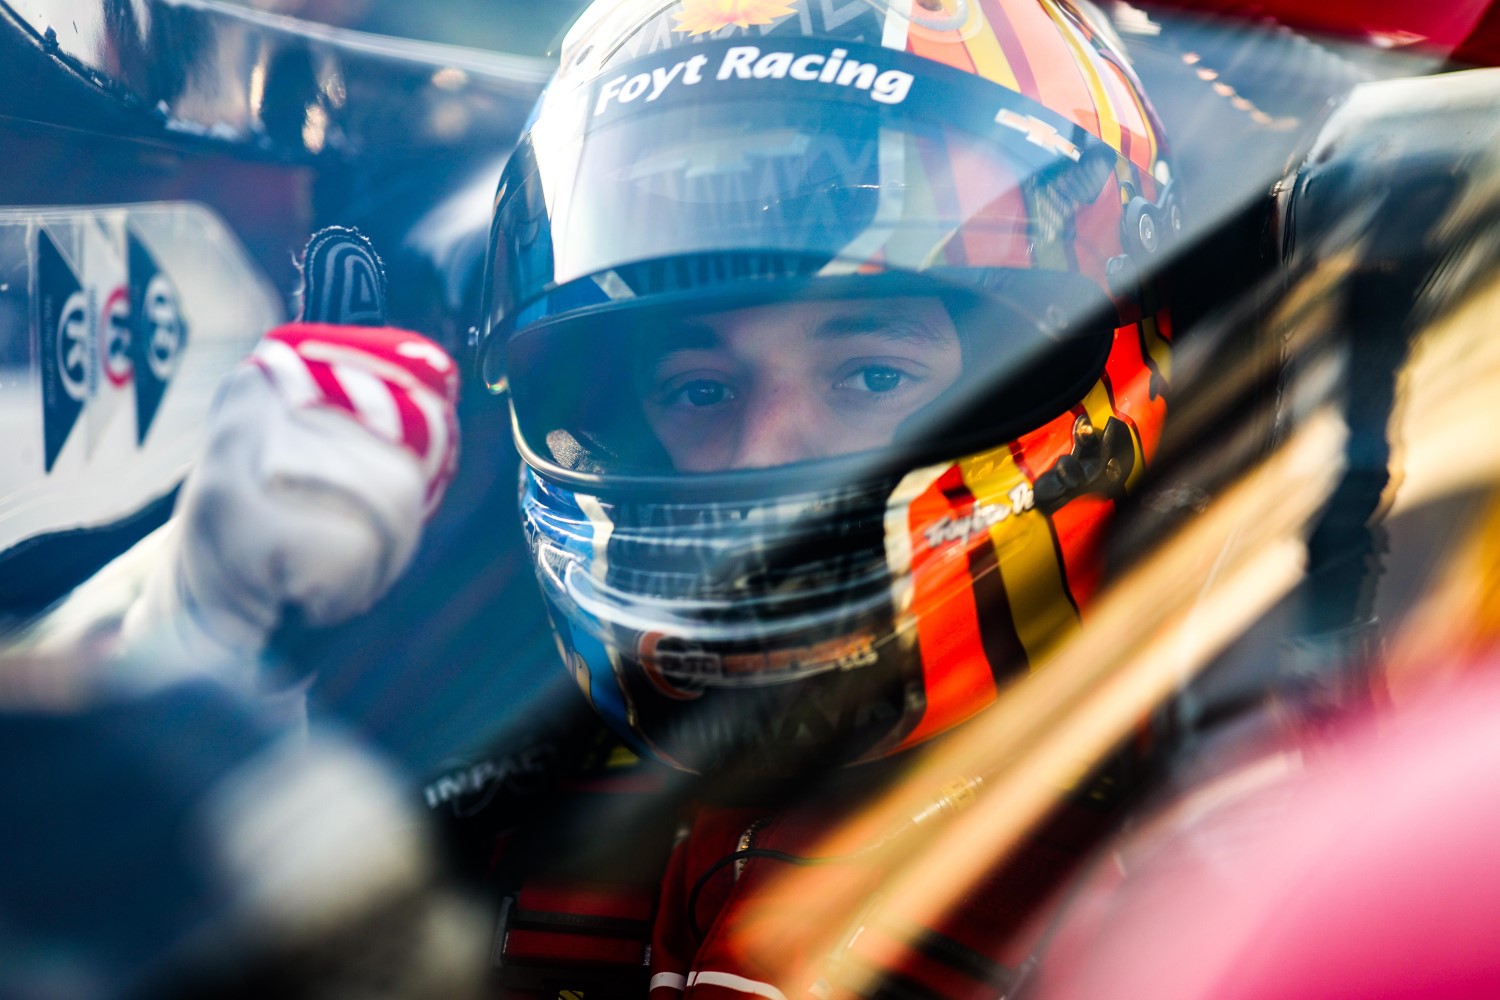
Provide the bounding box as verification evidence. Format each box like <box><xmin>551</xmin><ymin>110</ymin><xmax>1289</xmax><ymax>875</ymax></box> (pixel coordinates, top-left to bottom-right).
<box><xmin>1026</xmin><ymin>664</ymin><xmax>1500</xmax><ymax>1000</ymax></box>
<box><xmin>1144</xmin><ymin>0</ymin><xmax>1500</xmax><ymax>65</ymax></box>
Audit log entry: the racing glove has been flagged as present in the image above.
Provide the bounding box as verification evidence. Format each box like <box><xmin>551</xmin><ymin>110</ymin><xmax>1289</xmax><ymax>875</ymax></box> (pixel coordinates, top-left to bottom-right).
<box><xmin>119</xmin><ymin>229</ymin><xmax>459</xmax><ymax>700</ymax></box>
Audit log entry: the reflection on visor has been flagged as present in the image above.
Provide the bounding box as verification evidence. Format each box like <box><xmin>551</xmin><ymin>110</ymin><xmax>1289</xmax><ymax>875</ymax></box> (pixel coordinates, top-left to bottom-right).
<box><xmin>562</xmin><ymin>557</ymin><xmax>893</xmax><ymax>654</ymax></box>
<box><xmin>488</xmin><ymin>80</ymin><xmax>1118</xmax><ymax>339</ymax></box>
<box><xmin>558</xmin><ymin>102</ymin><xmax>1007</xmax><ymax>285</ymax></box>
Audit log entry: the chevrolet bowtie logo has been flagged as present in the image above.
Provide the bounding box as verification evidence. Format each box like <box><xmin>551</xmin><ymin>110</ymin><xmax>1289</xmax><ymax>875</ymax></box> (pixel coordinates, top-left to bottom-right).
<box><xmin>995</xmin><ymin>108</ymin><xmax>1083</xmax><ymax>162</ymax></box>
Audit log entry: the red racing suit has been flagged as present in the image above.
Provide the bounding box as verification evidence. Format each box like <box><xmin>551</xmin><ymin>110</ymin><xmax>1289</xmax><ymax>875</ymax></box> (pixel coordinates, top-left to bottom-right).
<box><xmin>440</xmin><ymin>728</ymin><xmax>1121</xmax><ymax>1000</ymax></box>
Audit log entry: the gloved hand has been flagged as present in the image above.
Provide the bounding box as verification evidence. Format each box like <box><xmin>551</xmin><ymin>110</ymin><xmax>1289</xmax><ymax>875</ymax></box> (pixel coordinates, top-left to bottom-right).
<box><xmin>119</xmin><ymin>321</ymin><xmax>459</xmax><ymax>690</ymax></box>
<box><xmin>116</xmin><ymin>229</ymin><xmax>459</xmax><ymax>700</ymax></box>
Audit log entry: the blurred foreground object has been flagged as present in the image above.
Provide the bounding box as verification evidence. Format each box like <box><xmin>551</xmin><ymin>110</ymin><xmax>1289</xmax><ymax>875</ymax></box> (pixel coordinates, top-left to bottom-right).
<box><xmin>887</xmin><ymin>62</ymin><xmax>1500</xmax><ymax>1000</ymax></box>
<box><xmin>1020</xmin><ymin>657</ymin><xmax>1500</xmax><ymax>1000</ymax></box>
<box><xmin>0</xmin><ymin>668</ymin><xmax>487</xmax><ymax>1000</ymax></box>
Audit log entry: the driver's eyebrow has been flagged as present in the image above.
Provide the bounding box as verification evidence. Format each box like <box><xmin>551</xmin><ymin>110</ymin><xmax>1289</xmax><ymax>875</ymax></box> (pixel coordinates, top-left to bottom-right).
<box><xmin>639</xmin><ymin>322</ymin><xmax>719</xmax><ymax>360</ymax></box>
<box><xmin>635</xmin><ymin>323</ymin><xmax>721</xmax><ymax>390</ymax></box>
<box><xmin>811</xmin><ymin>308</ymin><xmax>952</xmax><ymax>345</ymax></box>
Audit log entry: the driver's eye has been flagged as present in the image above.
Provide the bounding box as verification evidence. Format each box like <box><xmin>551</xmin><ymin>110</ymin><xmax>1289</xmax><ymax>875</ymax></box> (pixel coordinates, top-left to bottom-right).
<box><xmin>861</xmin><ymin>367</ymin><xmax>904</xmax><ymax>392</ymax></box>
<box><xmin>682</xmin><ymin>380</ymin><xmax>731</xmax><ymax>407</ymax></box>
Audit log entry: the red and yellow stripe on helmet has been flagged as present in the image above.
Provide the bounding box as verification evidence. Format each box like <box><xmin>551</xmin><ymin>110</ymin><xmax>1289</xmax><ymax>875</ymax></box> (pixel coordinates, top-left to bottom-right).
<box><xmin>884</xmin><ymin>310</ymin><xmax>1169</xmax><ymax>751</ymax></box>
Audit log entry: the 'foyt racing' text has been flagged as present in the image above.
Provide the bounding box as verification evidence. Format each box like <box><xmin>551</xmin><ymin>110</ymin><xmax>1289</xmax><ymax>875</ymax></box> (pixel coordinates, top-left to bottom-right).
<box><xmin>594</xmin><ymin>46</ymin><xmax>915</xmax><ymax>116</ymax></box>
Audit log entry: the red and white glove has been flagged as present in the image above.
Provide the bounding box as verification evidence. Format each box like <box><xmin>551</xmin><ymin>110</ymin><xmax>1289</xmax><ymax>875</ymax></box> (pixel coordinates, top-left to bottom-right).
<box><xmin>120</xmin><ymin>323</ymin><xmax>459</xmax><ymax>694</ymax></box>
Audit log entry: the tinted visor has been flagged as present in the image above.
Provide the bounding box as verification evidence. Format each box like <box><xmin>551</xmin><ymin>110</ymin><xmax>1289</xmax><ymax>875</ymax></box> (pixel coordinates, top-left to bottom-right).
<box><xmin>487</xmin><ymin>40</ymin><xmax>1123</xmax><ymax>483</ymax></box>
<box><xmin>508</xmin><ymin>273</ymin><xmax>1114</xmax><ymax>485</ymax></box>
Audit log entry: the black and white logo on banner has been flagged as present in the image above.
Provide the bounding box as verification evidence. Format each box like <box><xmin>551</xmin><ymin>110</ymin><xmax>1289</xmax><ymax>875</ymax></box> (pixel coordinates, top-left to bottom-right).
<box><xmin>128</xmin><ymin>229</ymin><xmax>188</xmax><ymax>444</ymax></box>
<box><xmin>37</xmin><ymin>230</ymin><xmax>86</xmax><ymax>472</ymax></box>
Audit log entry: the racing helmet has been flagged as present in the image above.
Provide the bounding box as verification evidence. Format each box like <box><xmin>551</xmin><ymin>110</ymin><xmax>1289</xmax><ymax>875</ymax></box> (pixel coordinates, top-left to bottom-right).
<box><xmin>481</xmin><ymin>0</ymin><xmax>1175</xmax><ymax>775</ymax></box>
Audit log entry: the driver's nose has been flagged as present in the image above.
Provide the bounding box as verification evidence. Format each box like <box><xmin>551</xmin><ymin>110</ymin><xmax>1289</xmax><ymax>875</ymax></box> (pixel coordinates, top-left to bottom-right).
<box><xmin>727</xmin><ymin>383</ymin><xmax>826</xmax><ymax>470</ymax></box>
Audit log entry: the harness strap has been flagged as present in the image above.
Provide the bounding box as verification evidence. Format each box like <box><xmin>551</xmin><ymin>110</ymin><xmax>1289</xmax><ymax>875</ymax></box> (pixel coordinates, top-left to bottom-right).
<box><xmin>495</xmin><ymin>880</ymin><xmax>657</xmax><ymax>1000</ymax></box>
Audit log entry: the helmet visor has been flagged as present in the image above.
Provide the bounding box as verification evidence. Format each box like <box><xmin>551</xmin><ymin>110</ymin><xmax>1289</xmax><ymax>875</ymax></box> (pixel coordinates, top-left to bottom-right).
<box><xmin>489</xmin><ymin>39</ymin><xmax>1127</xmax><ymax>484</ymax></box>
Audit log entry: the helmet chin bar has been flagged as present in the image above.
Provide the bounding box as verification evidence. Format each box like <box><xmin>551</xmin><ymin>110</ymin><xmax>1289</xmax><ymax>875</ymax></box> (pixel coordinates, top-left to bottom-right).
<box><xmin>620</xmin><ymin>640</ymin><xmax>919</xmax><ymax>777</ymax></box>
